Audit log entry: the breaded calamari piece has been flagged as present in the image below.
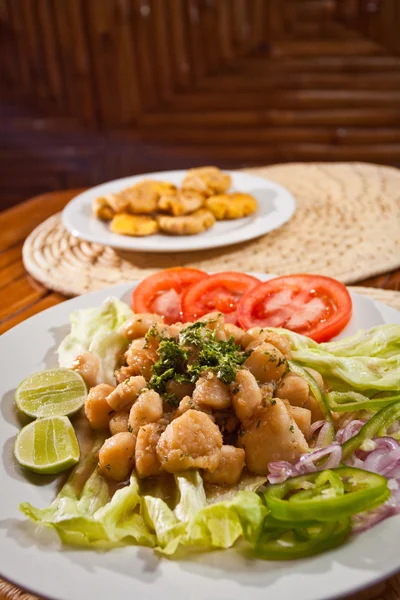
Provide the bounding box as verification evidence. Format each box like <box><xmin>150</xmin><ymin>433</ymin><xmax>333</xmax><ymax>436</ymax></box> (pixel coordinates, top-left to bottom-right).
<box><xmin>93</xmin><ymin>180</ymin><xmax>176</xmax><ymax>220</ymax></box>
<box><xmin>157</xmin><ymin>209</ymin><xmax>215</xmax><ymax>235</ymax></box>
<box><xmin>92</xmin><ymin>197</ymin><xmax>115</xmax><ymax>221</ymax></box>
<box><xmin>110</xmin><ymin>214</ymin><xmax>158</xmax><ymax>236</ymax></box>
<box><xmin>181</xmin><ymin>166</ymin><xmax>231</xmax><ymax>197</ymax></box>
<box><xmin>206</xmin><ymin>193</ymin><xmax>257</xmax><ymax>220</ymax></box>
<box><xmin>158</xmin><ymin>189</ymin><xmax>205</xmax><ymax>216</ymax></box>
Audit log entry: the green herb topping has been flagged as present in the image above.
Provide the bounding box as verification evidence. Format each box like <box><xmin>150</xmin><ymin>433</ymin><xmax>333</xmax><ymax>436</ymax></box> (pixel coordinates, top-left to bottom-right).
<box><xmin>148</xmin><ymin>321</ymin><xmax>250</xmax><ymax>393</ymax></box>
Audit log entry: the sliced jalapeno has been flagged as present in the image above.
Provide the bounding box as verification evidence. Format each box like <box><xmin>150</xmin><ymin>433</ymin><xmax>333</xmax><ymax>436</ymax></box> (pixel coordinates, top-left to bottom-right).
<box><xmin>341</xmin><ymin>400</ymin><xmax>400</xmax><ymax>459</ymax></box>
<box><xmin>288</xmin><ymin>361</ymin><xmax>335</xmax><ymax>445</ymax></box>
<box><xmin>254</xmin><ymin>519</ymin><xmax>351</xmax><ymax>560</ymax></box>
<box><xmin>328</xmin><ymin>391</ymin><xmax>400</xmax><ymax>413</ymax></box>
<box><xmin>263</xmin><ymin>467</ymin><xmax>389</xmax><ymax>522</ymax></box>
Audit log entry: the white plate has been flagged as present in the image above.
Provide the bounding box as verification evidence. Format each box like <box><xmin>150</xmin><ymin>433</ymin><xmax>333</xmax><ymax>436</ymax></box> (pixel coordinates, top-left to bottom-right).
<box><xmin>1</xmin><ymin>276</ymin><xmax>399</xmax><ymax>600</ymax></box>
<box><xmin>62</xmin><ymin>170</ymin><xmax>296</xmax><ymax>252</ymax></box>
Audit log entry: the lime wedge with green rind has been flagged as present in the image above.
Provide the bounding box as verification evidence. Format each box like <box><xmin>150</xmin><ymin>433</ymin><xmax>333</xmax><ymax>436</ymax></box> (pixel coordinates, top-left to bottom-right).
<box><xmin>14</xmin><ymin>416</ymin><xmax>80</xmax><ymax>474</ymax></box>
<box><xmin>15</xmin><ymin>368</ymin><xmax>87</xmax><ymax>418</ymax></box>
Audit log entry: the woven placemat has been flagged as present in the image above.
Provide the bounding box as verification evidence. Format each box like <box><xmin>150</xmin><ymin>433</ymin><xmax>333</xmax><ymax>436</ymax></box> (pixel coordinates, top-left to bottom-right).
<box><xmin>23</xmin><ymin>163</ymin><xmax>400</xmax><ymax>297</ymax></box>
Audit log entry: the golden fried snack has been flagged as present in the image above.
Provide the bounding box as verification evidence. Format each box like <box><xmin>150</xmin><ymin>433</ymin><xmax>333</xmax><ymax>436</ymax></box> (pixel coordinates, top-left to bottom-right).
<box><xmin>206</xmin><ymin>192</ymin><xmax>257</xmax><ymax>220</ymax></box>
<box><xmin>110</xmin><ymin>214</ymin><xmax>158</xmax><ymax>236</ymax></box>
<box><xmin>157</xmin><ymin>209</ymin><xmax>215</xmax><ymax>235</ymax></box>
<box><xmin>121</xmin><ymin>183</ymin><xmax>158</xmax><ymax>214</ymax></box>
<box><xmin>92</xmin><ymin>197</ymin><xmax>115</xmax><ymax>221</ymax></box>
<box><xmin>143</xmin><ymin>180</ymin><xmax>177</xmax><ymax>196</ymax></box>
<box><xmin>133</xmin><ymin>180</ymin><xmax>176</xmax><ymax>199</ymax></box>
<box><xmin>101</xmin><ymin>193</ymin><xmax>131</xmax><ymax>214</ymax></box>
<box><xmin>113</xmin><ymin>180</ymin><xmax>177</xmax><ymax>215</ymax></box>
<box><xmin>181</xmin><ymin>166</ymin><xmax>231</xmax><ymax>197</ymax></box>
<box><xmin>158</xmin><ymin>189</ymin><xmax>205</xmax><ymax>216</ymax></box>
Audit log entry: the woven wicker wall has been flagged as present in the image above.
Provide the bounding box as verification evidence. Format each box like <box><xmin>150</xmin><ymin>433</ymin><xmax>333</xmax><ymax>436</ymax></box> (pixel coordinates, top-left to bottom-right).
<box><xmin>0</xmin><ymin>0</ymin><xmax>399</xmax><ymax>208</ymax></box>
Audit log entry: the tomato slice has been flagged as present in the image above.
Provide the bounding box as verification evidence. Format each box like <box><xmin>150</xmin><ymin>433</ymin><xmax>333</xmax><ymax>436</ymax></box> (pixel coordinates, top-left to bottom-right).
<box><xmin>181</xmin><ymin>272</ymin><xmax>260</xmax><ymax>324</ymax></box>
<box><xmin>132</xmin><ymin>268</ymin><xmax>208</xmax><ymax>324</ymax></box>
<box><xmin>237</xmin><ymin>274</ymin><xmax>352</xmax><ymax>342</ymax></box>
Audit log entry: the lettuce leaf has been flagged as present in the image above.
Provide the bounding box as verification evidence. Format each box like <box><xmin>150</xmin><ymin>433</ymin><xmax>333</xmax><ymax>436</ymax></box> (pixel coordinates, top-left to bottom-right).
<box><xmin>143</xmin><ymin>472</ymin><xmax>268</xmax><ymax>555</ymax></box>
<box><xmin>319</xmin><ymin>324</ymin><xmax>400</xmax><ymax>358</ymax></box>
<box><xmin>21</xmin><ymin>458</ymin><xmax>267</xmax><ymax>555</ymax></box>
<box><xmin>21</xmin><ymin>470</ymin><xmax>155</xmax><ymax>548</ymax></box>
<box><xmin>275</xmin><ymin>324</ymin><xmax>400</xmax><ymax>393</ymax></box>
<box><xmin>57</xmin><ymin>297</ymin><xmax>132</xmax><ymax>385</ymax></box>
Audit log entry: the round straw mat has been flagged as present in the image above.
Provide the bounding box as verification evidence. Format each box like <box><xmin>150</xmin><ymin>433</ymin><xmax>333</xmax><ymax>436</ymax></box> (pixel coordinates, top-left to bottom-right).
<box><xmin>23</xmin><ymin>162</ymin><xmax>400</xmax><ymax>298</ymax></box>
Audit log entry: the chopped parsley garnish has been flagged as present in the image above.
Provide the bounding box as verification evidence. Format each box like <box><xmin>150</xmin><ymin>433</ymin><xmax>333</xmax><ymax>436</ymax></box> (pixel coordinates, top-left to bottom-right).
<box><xmin>189</xmin><ymin>334</ymin><xmax>250</xmax><ymax>385</ymax></box>
<box><xmin>157</xmin><ymin>339</ymin><xmax>188</xmax><ymax>370</ymax></box>
<box><xmin>148</xmin><ymin>367</ymin><xmax>176</xmax><ymax>394</ymax></box>
<box><xmin>179</xmin><ymin>321</ymin><xmax>209</xmax><ymax>346</ymax></box>
<box><xmin>148</xmin><ymin>339</ymin><xmax>187</xmax><ymax>393</ymax></box>
<box><xmin>148</xmin><ymin>321</ymin><xmax>250</xmax><ymax>392</ymax></box>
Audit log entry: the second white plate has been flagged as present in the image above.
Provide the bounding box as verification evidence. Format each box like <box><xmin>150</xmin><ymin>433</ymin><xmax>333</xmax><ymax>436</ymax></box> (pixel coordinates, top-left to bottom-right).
<box><xmin>62</xmin><ymin>170</ymin><xmax>296</xmax><ymax>252</ymax></box>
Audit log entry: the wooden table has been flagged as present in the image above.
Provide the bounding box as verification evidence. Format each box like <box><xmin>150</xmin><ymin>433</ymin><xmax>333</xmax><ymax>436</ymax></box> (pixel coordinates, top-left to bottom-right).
<box><xmin>0</xmin><ymin>190</ymin><xmax>399</xmax><ymax>600</ymax></box>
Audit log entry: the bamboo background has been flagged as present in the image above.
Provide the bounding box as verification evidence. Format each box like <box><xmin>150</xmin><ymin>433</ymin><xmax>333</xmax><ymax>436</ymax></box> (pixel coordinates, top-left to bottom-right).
<box><xmin>0</xmin><ymin>0</ymin><xmax>400</xmax><ymax>208</ymax></box>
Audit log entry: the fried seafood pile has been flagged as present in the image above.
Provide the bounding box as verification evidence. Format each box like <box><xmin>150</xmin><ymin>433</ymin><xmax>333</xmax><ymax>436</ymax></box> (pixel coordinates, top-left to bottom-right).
<box><xmin>78</xmin><ymin>313</ymin><xmax>325</xmax><ymax>487</ymax></box>
<box><xmin>92</xmin><ymin>167</ymin><xmax>257</xmax><ymax>236</ymax></box>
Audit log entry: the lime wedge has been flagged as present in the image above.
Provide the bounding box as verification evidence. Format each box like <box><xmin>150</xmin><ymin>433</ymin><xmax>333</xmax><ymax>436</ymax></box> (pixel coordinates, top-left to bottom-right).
<box><xmin>14</xmin><ymin>416</ymin><xmax>80</xmax><ymax>474</ymax></box>
<box><xmin>15</xmin><ymin>368</ymin><xmax>87</xmax><ymax>418</ymax></box>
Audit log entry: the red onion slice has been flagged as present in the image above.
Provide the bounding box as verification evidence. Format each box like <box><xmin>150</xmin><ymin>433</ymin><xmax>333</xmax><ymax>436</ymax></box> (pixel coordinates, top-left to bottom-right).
<box><xmin>267</xmin><ymin>444</ymin><xmax>343</xmax><ymax>483</ymax></box>
<box><xmin>310</xmin><ymin>420</ymin><xmax>325</xmax><ymax>437</ymax></box>
<box><xmin>374</xmin><ymin>436</ymin><xmax>400</xmax><ymax>451</ymax></box>
<box><xmin>363</xmin><ymin>447</ymin><xmax>400</xmax><ymax>478</ymax></box>
<box><xmin>267</xmin><ymin>461</ymin><xmax>298</xmax><ymax>484</ymax></box>
<box><xmin>352</xmin><ymin>503</ymin><xmax>398</xmax><ymax>533</ymax></box>
<box><xmin>296</xmin><ymin>444</ymin><xmax>342</xmax><ymax>474</ymax></box>
<box><xmin>336</xmin><ymin>420</ymin><xmax>366</xmax><ymax>445</ymax></box>
<box><xmin>353</xmin><ymin>477</ymin><xmax>400</xmax><ymax>532</ymax></box>
<box><xmin>316</xmin><ymin>422</ymin><xmax>334</xmax><ymax>448</ymax></box>
<box><xmin>346</xmin><ymin>455</ymin><xmax>365</xmax><ymax>469</ymax></box>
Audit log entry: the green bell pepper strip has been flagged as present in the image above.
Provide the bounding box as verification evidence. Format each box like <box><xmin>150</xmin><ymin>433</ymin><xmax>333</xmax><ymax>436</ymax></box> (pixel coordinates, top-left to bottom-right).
<box><xmin>263</xmin><ymin>467</ymin><xmax>389</xmax><ymax>523</ymax></box>
<box><xmin>262</xmin><ymin>515</ymin><xmax>318</xmax><ymax>530</ymax></box>
<box><xmin>288</xmin><ymin>470</ymin><xmax>344</xmax><ymax>503</ymax></box>
<box><xmin>328</xmin><ymin>391</ymin><xmax>400</xmax><ymax>413</ymax></box>
<box><xmin>254</xmin><ymin>519</ymin><xmax>351</xmax><ymax>560</ymax></box>
<box><xmin>288</xmin><ymin>360</ymin><xmax>335</xmax><ymax>445</ymax></box>
<box><xmin>341</xmin><ymin>400</ymin><xmax>400</xmax><ymax>459</ymax></box>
